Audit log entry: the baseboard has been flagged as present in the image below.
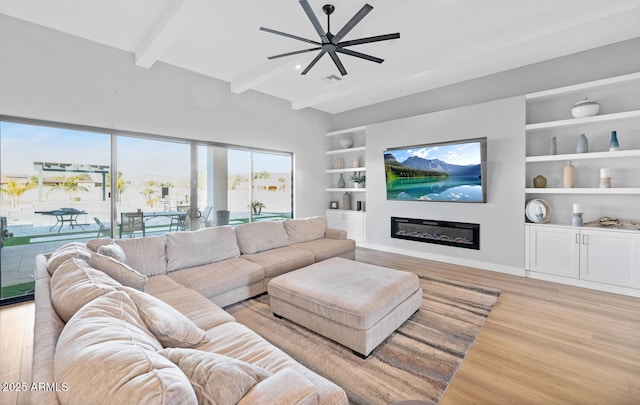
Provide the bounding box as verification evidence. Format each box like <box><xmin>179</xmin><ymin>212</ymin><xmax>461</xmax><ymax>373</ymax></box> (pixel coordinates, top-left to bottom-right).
<box><xmin>359</xmin><ymin>243</ymin><xmax>525</xmax><ymax>277</ymax></box>
<box><xmin>526</xmin><ymin>271</ymin><xmax>640</xmax><ymax>298</ymax></box>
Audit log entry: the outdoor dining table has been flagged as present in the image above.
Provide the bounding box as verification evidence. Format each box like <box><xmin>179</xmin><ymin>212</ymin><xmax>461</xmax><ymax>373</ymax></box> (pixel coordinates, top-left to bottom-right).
<box><xmin>35</xmin><ymin>208</ymin><xmax>87</xmax><ymax>234</ymax></box>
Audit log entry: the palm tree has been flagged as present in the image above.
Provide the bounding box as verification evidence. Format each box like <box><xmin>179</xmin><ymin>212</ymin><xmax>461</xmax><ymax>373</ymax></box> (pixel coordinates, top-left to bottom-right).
<box><xmin>46</xmin><ymin>175</ymin><xmax>90</xmax><ymax>201</ymax></box>
<box><xmin>0</xmin><ymin>178</ymin><xmax>36</xmax><ymax>208</ymax></box>
<box><xmin>106</xmin><ymin>171</ymin><xmax>130</xmax><ymax>202</ymax></box>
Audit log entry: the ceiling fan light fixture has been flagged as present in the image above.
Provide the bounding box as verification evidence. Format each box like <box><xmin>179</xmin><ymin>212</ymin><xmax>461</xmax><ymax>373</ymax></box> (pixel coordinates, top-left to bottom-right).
<box><xmin>260</xmin><ymin>1</ymin><xmax>399</xmax><ymax>76</ymax></box>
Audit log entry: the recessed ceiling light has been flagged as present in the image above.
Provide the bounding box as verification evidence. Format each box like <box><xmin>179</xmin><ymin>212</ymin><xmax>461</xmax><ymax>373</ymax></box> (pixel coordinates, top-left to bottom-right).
<box><xmin>294</xmin><ymin>64</ymin><xmax>302</xmax><ymax>70</ymax></box>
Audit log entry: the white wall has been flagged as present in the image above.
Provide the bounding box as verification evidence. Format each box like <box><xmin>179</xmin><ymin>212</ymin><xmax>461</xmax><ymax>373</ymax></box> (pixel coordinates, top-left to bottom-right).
<box><xmin>0</xmin><ymin>15</ymin><xmax>332</xmax><ymax>218</ymax></box>
<box><xmin>365</xmin><ymin>97</ymin><xmax>525</xmax><ymax>274</ymax></box>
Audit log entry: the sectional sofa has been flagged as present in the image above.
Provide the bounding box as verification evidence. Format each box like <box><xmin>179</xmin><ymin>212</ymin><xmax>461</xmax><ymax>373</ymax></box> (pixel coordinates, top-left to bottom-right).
<box><xmin>32</xmin><ymin>216</ymin><xmax>355</xmax><ymax>404</ymax></box>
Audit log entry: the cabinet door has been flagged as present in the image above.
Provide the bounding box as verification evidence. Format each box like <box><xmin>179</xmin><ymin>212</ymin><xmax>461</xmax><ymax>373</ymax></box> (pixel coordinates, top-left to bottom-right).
<box><xmin>527</xmin><ymin>226</ymin><xmax>580</xmax><ymax>278</ymax></box>
<box><xmin>325</xmin><ymin>210</ymin><xmax>346</xmax><ymax>232</ymax></box>
<box><xmin>580</xmin><ymin>229</ymin><xmax>640</xmax><ymax>288</ymax></box>
<box><xmin>344</xmin><ymin>211</ymin><xmax>365</xmax><ymax>244</ymax></box>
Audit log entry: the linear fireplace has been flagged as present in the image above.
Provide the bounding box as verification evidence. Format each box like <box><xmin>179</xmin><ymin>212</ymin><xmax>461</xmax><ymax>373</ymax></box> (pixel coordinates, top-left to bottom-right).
<box><xmin>391</xmin><ymin>217</ymin><xmax>480</xmax><ymax>250</ymax></box>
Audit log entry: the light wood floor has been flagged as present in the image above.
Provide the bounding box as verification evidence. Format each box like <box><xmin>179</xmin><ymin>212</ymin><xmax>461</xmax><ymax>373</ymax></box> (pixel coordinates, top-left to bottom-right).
<box><xmin>1</xmin><ymin>247</ymin><xmax>639</xmax><ymax>404</ymax></box>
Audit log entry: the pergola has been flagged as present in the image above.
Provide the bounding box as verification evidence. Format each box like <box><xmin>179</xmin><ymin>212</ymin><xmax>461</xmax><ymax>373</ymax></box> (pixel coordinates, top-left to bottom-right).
<box><xmin>33</xmin><ymin>162</ymin><xmax>110</xmax><ymax>201</ymax></box>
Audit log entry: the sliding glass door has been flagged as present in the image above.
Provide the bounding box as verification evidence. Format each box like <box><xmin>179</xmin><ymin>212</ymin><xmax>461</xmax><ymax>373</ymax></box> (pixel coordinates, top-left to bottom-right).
<box><xmin>0</xmin><ymin>121</ymin><xmax>110</xmax><ymax>303</ymax></box>
<box><xmin>115</xmin><ymin>136</ymin><xmax>190</xmax><ymax>237</ymax></box>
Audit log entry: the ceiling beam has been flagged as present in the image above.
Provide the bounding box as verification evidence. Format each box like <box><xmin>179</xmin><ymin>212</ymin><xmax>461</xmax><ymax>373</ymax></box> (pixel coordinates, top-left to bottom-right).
<box><xmin>135</xmin><ymin>0</ymin><xmax>197</xmax><ymax>69</ymax></box>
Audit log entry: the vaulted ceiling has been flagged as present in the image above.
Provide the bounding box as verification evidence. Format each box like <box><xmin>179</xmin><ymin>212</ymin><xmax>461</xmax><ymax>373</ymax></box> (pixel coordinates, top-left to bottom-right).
<box><xmin>2</xmin><ymin>0</ymin><xmax>639</xmax><ymax>113</ymax></box>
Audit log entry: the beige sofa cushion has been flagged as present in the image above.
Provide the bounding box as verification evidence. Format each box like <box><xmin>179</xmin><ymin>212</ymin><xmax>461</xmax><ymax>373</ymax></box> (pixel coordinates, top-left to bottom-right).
<box><xmin>55</xmin><ymin>290</ymin><xmax>197</xmax><ymax>404</ymax></box>
<box><xmin>89</xmin><ymin>252</ymin><xmax>147</xmax><ymax>291</ymax></box>
<box><xmin>238</xmin><ymin>368</ymin><xmax>319</xmax><ymax>405</ymax></box>
<box><xmin>284</xmin><ymin>216</ymin><xmax>327</xmax><ymax>244</ymax></box>
<box><xmin>235</xmin><ymin>221</ymin><xmax>289</xmax><ymax>254</ymax></box>
<box><xmin>121</xmin><ymin>286</ymin><xmax>208</xmax><ymax>348</ymax></box>
<box><xmin>166</xmin><ymin>226</ymin><xmax>240</xmax><ymax>272</ymax></box>
<box><xmin>164</xmin><ymin>348</ymin><xmax>272</xmax><ymax>405</ymax></box>
<box><xmin>50</xmin><ymin>258</ymin><xmax>121</xmax><ymax>322</ymax></box>
<box><xmin>46</xmin><ymin>242</ymin><xmax>93</xmax><ymax>275</ymax></box>
<box><xmin>115</xmin><ymin>234</ymin><xmax>167</xmax><ymax>276</ymax></box>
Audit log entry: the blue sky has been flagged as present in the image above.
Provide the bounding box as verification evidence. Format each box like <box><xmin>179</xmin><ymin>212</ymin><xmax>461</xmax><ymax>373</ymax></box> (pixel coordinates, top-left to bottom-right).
<box><xmin>387</xmin><ymin>140</ymin><xmax>481</xmax><ymax>166</ymax></box>
<box><xmin>1</xmin><ymin>122</ymin><xmax>291</xmax><ymax>177</ymax></box>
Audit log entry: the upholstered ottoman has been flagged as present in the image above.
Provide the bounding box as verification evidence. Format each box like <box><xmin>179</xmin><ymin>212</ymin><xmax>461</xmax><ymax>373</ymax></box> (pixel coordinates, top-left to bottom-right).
<box><xmin>267</xmin><ymin>257</ymin><xmax>423</xmax><ymax>358</ymax></box>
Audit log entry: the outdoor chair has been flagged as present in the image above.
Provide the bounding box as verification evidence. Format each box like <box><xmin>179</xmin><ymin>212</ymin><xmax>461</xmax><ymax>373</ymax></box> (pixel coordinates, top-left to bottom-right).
<box><xmin>169</xmin><ymin>209</ymin><xmax>190</xmax><ymax>232</ymax></box>
<box><xmin>120</xmin><ymin>212</ymin><xmax>145</xmax><ymax>238</ymax></box>
<box><xmin>198</xmin><ymin>206</ymin><xmax>213</xmax><ymax>229</ymax></box>
<box><xmin>94</xmin><ymin>217</ymin><xmax>111</xmax><ymax>238</ymax></box>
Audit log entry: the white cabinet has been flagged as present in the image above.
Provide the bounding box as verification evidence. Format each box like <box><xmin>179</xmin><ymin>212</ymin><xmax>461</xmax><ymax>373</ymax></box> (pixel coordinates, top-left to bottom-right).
<box><xmin>580</xmin><ymin>228</ymin><xmax>640</xmax><ymax>287</ymax></box>
<box><xmin>524</xmin><ymin>72</ymin><xmax>640</xmax><ymax>226</ymax></box>
<box><xmin>326</xmin><ymin>210</ymin><xmax>365</xmax><ymax>245</ymax></box>
<box><xmin>526</xmin><ymin>224</ymin><xmax>640</xmax><ymax>289</ymax></box>
<box><xmin>526</xmin><ymin>225</ymin><xmax>580</xmax><ymax>278</ymax></box>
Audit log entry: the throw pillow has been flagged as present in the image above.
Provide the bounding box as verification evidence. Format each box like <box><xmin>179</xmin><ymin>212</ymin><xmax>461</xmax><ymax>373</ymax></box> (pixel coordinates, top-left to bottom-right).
<box><xmin>89</xmin><ymin>252</ymin><xmax>147</xmax><ymax>291</ymax></box>
<box><xmin>97</xmin><ymin>242</ymin><xmax>127</xmax><ymax>262</ymax></box>
<box><xmin>55</xmin><ymin>291</ymin><xmax>197</xmax><ymax>404</ymax></box>
<box><xmin>50</xmin><ymin>258</ymin><xmax>121</xmax><ymax>322</ymax></box>
<box><xmin>163</xmin><ymin>348</ymin><xmax>272</xmax><ymax>405</ymax></box>
<box><xmin>46</xmin><ymin>242</ymin><xmax>93</xmax><ymax>275</ymax></box>
<box><xmin>120</xmin><ymin>286</ymin><xmax>208</xmax><ymax>348</ymax></box>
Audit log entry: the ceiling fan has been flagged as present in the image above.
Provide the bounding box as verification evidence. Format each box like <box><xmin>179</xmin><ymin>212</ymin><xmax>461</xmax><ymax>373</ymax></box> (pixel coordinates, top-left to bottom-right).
<box><xmin>260</xmin><ymin>1</ymin><xmax>400</xmax><ymax>76</ymax></box>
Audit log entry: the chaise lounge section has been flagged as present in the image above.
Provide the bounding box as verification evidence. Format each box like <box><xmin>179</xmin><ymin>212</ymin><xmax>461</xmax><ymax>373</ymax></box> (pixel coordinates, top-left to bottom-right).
<box><xmin>31</xmin><ymin>216</ymin><xmax>354</xmax><ymax>404</ymax></box>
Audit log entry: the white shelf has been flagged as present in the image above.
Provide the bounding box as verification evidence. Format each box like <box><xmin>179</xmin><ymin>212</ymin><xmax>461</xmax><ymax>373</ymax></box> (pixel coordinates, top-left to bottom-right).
<box><xmin>525</xmin><ymin>110</ymin><xmax>640</xmax><ymax>131</ymax></box>
<box><xmin>326</xmin><ymin>126</ymin><xmax>366</xmax><ymax>137</ymax></box>
<box><xmin>525</xmin><ymin>72</ymin><xmax>640</xmax><ymax>101</ymax></box>
<box><xmin>525</xmin><ymin>188</ymin><xmax>640</xmax><ymax>195</ymax></box>
<box><xmin>525</xmin><ymin>149</ymin><xmax>640</xmax><ymax>163</ymax></box>
<box><xmin>326</xmin><ymin>146</ymin><xmax>366</xmax><ymax>155</ymax></box>
<box><xmin>326</xmin><ymin>167</ymin><xmax>366</xmax><ymax>174</ymax></box>
<box><xmin>326</xmin><ymin>188</ymin><xmax>367</xmax><ymax>192</ymax></box>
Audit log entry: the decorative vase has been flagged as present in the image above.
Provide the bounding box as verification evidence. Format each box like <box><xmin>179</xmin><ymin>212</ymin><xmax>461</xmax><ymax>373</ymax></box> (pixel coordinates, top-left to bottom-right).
<box><xmin>550</xmin><ymin>136</ymin><xmax>557</xmax><ymax>155</ymax></box>
<box><xmin>576</xmin><ymin>134</ymin><xmax>588</xmax><ymax>153</ymax></box>
<box><xmin>342</xmin><ymin>192</ymin><xmax>351</xmax><ymax>210</ymax></box>
<box><xmin>563</xmin><ymin>161</ymin><xmax>576</xmax><ymax>188</ymax></box>
<box><xmin>339</xmin><ymin>138</ymin><xmax>353</xmax><ymax>149</ymax></box>
<box><xmin>571</xmin><ymin>97</ymin><xmax>599</xmax><ymax>118</ymax></box>
<box><xmin>353</xmin><ymin>156</ymin><xmax>360</xmax><ymax>168</ymax></box>
<box><xmin>334</xmin><ymin>158</ymin><xmax>344</xmax><ymax>169</ymax></box>
<box><xmin>338</xmin><ymin>174</ymin><xmax>345</xmax><ymax>188</ymax></box>
<box><xmin>533</xmin><ymin>175</ymin><xmax>547</xmax><ymax>188</ymax></box>
<box><xmin>571</xmin><ymin>213</ymin><xmax>584</xmax><ymax>227</ymax></box>
<box><xmin>609</xmin><ymin>131</ymin><xmax>620</xmax><ymax>151</ymax></box>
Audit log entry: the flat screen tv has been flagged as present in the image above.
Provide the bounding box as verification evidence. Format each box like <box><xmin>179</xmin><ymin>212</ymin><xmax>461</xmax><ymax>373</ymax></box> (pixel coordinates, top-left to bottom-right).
<box><xmin>384</xmin><ymin>137</ymin><xmax>487</xmax><ymax>203</ymax></box>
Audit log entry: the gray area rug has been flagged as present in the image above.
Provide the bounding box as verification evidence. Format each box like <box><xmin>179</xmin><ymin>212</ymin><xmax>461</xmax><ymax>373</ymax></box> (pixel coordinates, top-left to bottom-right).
<box><xmin>227</xmin><ymin>274</ymin><xmax>501</xmax><ymax>405</ymax></box>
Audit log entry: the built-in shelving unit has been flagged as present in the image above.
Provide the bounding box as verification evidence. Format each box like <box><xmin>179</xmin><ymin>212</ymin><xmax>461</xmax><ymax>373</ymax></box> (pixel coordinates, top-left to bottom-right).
<box><xmin>326</xmin><ymin>126</ymin><xmax>367</xmax><ymax>195</ymax></box>
<box><xmin>524</xmin><ymin>72</ymin><xmax>640</xmax><ymax>297</ymax></box>
<box><xmin>325</xmin><ymin>126</ymin><xmax>367</xmax><ymax>245</ymax></box>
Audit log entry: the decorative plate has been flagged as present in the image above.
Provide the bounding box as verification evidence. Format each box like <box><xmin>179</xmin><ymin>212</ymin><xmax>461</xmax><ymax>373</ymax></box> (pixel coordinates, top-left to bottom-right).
<box><xmin>525</xmin><ymin>199</ymin><xmax>551</xmax><ymax>223</ymax></box>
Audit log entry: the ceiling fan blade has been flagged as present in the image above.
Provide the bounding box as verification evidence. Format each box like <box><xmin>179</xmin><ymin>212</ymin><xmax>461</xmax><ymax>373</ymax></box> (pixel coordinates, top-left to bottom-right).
<box><xmin>328</xmin><ymin>50</ymin><xmax>348</xmax><ymax>76</ymax></box>
<box><xmin>268</xmin><ymin>47</ymin><xmax>322</xmax><ymax>60</ymax></box>
<box><xmin>260</xmin><ymin>27</ymin><xmax>320</xmax><ymax>45</ymax></box>
<box><xmin>338</xmin><ymin>33</ymin><xmax>400</xmax><ymax>47</ymax></box>
<box><xmin>336</xmin><ymin>48</ymin><xmax>383</xmax><ymax>64</ymax></box>
<box><xmin>332</xmin><ymin>3</ymin><xmax>374</xmax><ymax>44</ymax></box>
<box><xmin>299</xmin><ymin>0</ymin><xmax>329</xmax><ymax>43</ymax></box>
<box><xmin>301</xmin><ymin>50</ymin><xmax>327</xmax><ymax>75</ymax></box>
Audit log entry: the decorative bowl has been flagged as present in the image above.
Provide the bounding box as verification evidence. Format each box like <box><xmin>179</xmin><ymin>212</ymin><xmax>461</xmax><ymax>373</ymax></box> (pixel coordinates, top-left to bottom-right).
<box><xmin>339</xmin><ymin>138</ymin><xmax>353</xmax><ymax>149</ymax></box>
<box><xmin>571</xmin><ymin>97</ymin><xmax>599</xmax><ymax>118</ymax></box>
